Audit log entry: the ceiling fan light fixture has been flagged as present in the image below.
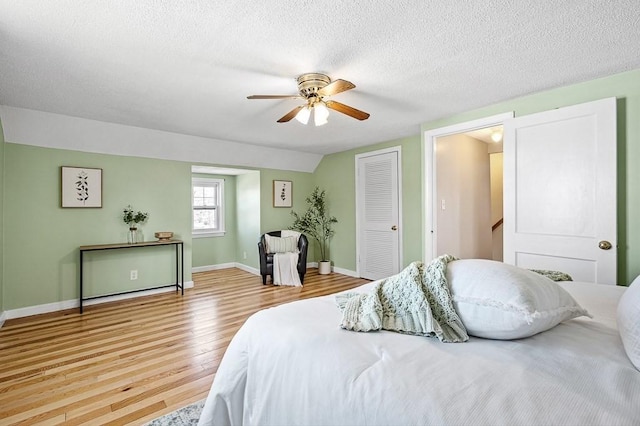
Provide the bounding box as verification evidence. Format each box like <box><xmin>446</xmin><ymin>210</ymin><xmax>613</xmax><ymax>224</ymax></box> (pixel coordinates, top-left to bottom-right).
<box><xmin>314</xmin><ymin>102</ymin><xmax>329</xmax><ymax>126</ymax></box>
<box><xmin>248</xmin><ymin>73</ymin><xmax>369</xmax><ymax>124</ymax></box>
<box><xmin>295</xmin><ymin>106</ymin><xmax>311</xmax><ymax>124</ymax></box>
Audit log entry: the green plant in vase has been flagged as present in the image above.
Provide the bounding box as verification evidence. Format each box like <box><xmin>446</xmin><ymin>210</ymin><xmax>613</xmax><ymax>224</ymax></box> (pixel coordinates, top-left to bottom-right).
<box><xmin>123</xmin><ymin>205</ymin><xmax>148</xmax><ymax>244</ymax></box>
<box><xmin>290</xmin><ymin>187</ymin><xmax>337</xmax><ymax>274</ymax></box>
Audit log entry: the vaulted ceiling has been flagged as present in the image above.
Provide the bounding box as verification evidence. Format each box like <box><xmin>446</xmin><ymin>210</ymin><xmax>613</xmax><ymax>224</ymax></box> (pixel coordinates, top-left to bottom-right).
<box><xmin>1</xmin><ymin>1</ymin><xmax>639</xmax><ymax>155</ymax></box>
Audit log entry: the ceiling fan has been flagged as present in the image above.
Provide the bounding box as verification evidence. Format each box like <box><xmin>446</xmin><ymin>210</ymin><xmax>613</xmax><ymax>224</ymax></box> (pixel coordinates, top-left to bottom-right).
<box><xmin>247</xmin><ymin>73</ymin><xmax>370</xmax><ymax>126</ymax></box>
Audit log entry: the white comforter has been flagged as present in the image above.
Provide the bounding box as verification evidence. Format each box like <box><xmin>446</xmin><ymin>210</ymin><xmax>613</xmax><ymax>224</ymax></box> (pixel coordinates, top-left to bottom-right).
<box><xmin>198</xmin><ymin>281</ymin><xmax>640</xmax><ymax>426</ymax></box>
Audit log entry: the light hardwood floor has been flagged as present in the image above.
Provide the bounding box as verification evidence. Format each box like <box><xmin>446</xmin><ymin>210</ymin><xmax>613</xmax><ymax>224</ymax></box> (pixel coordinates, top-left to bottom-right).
<box><xmin>0</xmin><ymin>268</ymin><xmax>369</xmax><ymax>425</ymax></box>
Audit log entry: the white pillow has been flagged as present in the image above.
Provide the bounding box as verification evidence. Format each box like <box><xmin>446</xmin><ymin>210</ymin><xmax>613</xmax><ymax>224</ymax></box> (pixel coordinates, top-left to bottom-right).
<box><xmin>265</xmin><ymin>234</ymin><xmax>297</xmax><ymax>254</ymax></box>
<box><xmin>446</xmin><ymin>259</ymin><xmax>589</xmax><ymax>340</ymax></box>
<box><xmin>617</xmin><ymin>275</ymin><xmax>640</xmax><ymax>371</ymax></box>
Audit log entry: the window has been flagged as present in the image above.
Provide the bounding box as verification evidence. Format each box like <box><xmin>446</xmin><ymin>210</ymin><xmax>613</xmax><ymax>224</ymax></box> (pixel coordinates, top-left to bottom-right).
<box><xmin>192</xmin><ymin>177</ymin><xmax>224</xmax><ymax>237</ymax></box>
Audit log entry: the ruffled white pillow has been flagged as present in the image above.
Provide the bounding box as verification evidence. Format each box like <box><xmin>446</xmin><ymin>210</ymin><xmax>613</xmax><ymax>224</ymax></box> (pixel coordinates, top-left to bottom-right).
<box><xmin>446</xmin><ymin>259</ymin><xmax>589</xmax><ymax>340</ymax></box>
<box><xmin>617</xmin><ymin>275</ymin><xmax>640</xmax><ymax>371</ymax></box>
<box><xmin>265</xmin><ymin>234</ymin><xmax>297</xmax><ymax>254</ymax></box>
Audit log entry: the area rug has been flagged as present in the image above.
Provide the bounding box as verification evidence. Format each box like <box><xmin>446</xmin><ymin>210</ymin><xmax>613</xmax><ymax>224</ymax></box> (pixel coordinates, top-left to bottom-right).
<box><xmin>145</xmin><ymin>399</ymin><xmax>205</xmax><ymax>425</ymax></box>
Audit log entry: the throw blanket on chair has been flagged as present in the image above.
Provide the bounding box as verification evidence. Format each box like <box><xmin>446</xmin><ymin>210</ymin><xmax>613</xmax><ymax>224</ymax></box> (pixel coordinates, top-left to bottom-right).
<box><xmin>273</xmin><ymin>252</ymin><xmax>301</xmax><ymax>287</ymax></box>
<box><xmin>268</xmin><ymin>230</ymin><xmax>302</xmax><ymax>287</ymax></box>
<box><xmin>335</xmin><ymin>255</ymin><xmax>468</xmax><ymax>343</ymax></box>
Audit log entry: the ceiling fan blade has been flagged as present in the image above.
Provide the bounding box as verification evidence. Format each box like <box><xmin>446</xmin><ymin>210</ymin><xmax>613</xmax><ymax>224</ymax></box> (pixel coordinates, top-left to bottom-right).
<box><xmin>277</xmin><ymin>105</ymin><xmax>304</xmax><ymax>123</ymax></box>
<box><xmin>325</xmin><ymin>100</ymin><xmax>370</xmax><ymax>121</ymax></box>
<box><xmin>247</xmin><ymin>95</ymin><xmax>302</xmax><ymax>100</ymax></box>
<box><xmin>317</xmin><ymin>79</ymin><xmax>355</xmax><ymax>97</ymax></box>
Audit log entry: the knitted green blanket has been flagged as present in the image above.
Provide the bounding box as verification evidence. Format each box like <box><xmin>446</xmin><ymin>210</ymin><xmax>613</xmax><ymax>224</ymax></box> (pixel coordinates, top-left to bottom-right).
<box><xmin>336</xmin><ymin>255</ymin><xmax>468</xmax><ymax>343</ymax></box>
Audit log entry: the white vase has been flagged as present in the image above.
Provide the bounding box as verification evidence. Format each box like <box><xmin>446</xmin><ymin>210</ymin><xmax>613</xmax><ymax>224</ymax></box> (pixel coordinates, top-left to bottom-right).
<box><xmin>318</xmin><ymin>260</ymin><xmax>331</xmax><ymax>275</ymax></box>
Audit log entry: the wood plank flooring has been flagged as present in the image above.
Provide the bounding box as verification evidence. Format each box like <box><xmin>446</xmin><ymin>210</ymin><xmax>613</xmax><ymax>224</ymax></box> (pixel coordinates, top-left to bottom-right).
<box><xmin>0</xmin><ymin>268</ymin><xmax>369</xmax><ymax>425</ymax></box>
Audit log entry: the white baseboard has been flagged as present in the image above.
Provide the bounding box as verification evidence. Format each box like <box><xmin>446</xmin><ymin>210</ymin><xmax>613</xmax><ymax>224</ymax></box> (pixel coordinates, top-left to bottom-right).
<box><xmin>192</xmin><ymin>262</ymin><xmax>260</xmax><ymax>276</ymax></box>
<box><xmin>191</xmin><ymin>262</ymin><xmax>237</xmax><ymax>273</ymax></box>
<box><xmin>332</xmin><ymin>266</ymin><xmax>359</xmax><ymax>277</ymax></box>
<box><xmin>306</xmin><ymin>262</ymin><xmax>359</xmax><ymax>277</ymax></box>
<box><xmin>190</xmin><ymin>262</ymin><xmax>358</xmax><ymax>278</ymax></box>
<box><xmin>234</xmin><ymin>263</ymin><xmax>260</xmax><ymax>275</ymax></box>
<box><xmin>1</xmin><ymin>281</ymin><xmax>194</xmax><ymax>323</ymax></box>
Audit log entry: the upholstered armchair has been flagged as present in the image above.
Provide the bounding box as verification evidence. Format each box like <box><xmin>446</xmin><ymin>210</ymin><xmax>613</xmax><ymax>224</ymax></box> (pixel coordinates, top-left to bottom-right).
<box><xmin>258</xmin><ymin>231</ymin><xmax>308</xmax><ymax>285</ymax></box>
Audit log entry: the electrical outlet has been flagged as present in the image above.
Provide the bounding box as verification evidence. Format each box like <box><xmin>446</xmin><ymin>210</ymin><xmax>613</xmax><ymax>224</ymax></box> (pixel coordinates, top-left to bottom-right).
<box><xmin>130</xmin><ymin>270</ymin><xmax>138</xmax><ymax>280</ymax></box>
<box><xmin>243</xmin><ymin>251</ymin><xmax>247</xmax><ymax>260</ymax></box>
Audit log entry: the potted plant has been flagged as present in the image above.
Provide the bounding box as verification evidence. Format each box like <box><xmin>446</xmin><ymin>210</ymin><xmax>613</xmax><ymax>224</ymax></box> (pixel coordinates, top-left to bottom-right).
<box><xmin>123</xmin><ymin>205</ymin><xmax>149</xmax><ymax>244</ymax></box>
<box><xmin>290</xmin><ymin>187</ymin><xmax>337</xmax><ymax>274</ymax></box>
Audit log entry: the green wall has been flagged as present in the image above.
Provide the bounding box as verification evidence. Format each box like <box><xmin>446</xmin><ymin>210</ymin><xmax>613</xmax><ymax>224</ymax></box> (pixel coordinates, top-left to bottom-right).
<box><xmin>236</xmin><ymin>172</ymin><xmax>261</xmax><ymax>269</ymax></box>
<box><xmin>0</xmin><ymin>146</ymin><xmax>316</xmax><ymax>311</ymax></box>
<box><xmin>259</xmin><ymin>169</ymin><xmax>316</xmax><ymax>260</ymax></box>
<box><xmin>3</xmin><ymin>144</ymin><xmax>192</xmax><ymax>309</ymax></box>
<box><xmin>191</xmin><ymin>174</ymin><xmax>238</xmax><ymax>268</ymax></box>
<box><xmin>314</xmin><ymin>135</ymin><xmax>423</xmax><ymax>271</ymax></box>
<box><xmin>420</xmin><ymin>69</ymin><xmax>640</xmax><ymax>285</ymax></box>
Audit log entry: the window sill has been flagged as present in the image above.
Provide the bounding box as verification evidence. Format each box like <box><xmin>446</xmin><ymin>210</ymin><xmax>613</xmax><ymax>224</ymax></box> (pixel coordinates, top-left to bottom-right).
<box><xmin>193</xmin><ymin>231</ymin><xmax>226</xmax><ymax>239</ymax></box>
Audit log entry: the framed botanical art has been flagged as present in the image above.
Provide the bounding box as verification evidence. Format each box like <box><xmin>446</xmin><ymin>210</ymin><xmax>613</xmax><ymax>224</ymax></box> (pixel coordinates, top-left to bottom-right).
<box><xmin>273</xmin><ymin>180</ymin><xmax>292</xmax><ymax>208</ymax></box>
<box><xmin>61</xmin><ymin>166</ymin><xmax>103</xmax><ymax>208</ymax></box>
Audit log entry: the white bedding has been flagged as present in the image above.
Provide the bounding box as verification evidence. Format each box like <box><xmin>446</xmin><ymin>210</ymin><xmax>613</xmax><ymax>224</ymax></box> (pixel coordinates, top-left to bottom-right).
<box><xmin>198</xmin><ymin>281</ymin><xmax>640</xmax><ymax>426</ymax></box>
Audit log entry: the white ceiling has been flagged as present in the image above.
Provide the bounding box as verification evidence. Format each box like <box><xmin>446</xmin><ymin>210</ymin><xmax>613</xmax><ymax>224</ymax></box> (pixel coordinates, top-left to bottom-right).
<box><xmin>465</xmin><ymin>127</ymin><xmax>503</xmax><ymax>144</ymax></box>
<box><xmin>1</xmin><ymin>1</ymin><xmax>639</xmax><ymax>156</ymax></box>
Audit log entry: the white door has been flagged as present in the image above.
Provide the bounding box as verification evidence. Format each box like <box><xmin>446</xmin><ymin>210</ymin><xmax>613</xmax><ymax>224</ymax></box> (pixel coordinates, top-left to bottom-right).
<box><xmin>356</xmin><ymin>147</ymin><xmax>401</xmax><ymax>280</ymax></box>
<box><xmin>503</xmin><ymin>97</ymin><xmax>617</xmax><ymax>284</ymax></box>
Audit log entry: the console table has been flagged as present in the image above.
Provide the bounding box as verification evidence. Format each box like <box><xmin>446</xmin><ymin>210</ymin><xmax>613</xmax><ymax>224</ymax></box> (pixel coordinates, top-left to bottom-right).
<box><xmin>79</xmin><ymin>239</ymin><xmax>184</xmax><ymax>313</ymax></box>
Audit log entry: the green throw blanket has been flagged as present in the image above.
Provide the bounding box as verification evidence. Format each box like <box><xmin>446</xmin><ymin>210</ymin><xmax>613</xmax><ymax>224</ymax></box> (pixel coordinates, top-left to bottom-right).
<box><xmin>335</xmin><ymin>255</ymin><xmax>468</xmax><ymax>343</ymax></box>
<box><xmin>530</xmin><ymin>269</ymin><xmax>573</xmax><ymax>282</ymax></box>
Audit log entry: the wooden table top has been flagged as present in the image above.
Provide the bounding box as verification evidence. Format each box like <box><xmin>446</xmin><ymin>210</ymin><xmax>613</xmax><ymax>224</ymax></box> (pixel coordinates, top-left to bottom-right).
<box><xmin>80</xmin><ymin>239</ymin><xmax>183</xmax><ymax>251</ymax></box>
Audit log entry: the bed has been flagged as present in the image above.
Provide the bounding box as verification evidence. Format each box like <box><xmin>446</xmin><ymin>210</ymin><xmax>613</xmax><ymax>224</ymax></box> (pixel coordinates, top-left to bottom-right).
<box><xmin>198</xmin><ymin>259</ymin><xmax>640</xmax><ymax>426</ymax></box>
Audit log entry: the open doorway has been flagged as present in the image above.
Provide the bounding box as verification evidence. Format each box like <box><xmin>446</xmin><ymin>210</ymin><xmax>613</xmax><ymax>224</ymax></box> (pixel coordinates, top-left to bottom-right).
<box><xmin>434</xmin><ymin>127</ymin><xmax>503</xmax><ymax>261</ymax></box>
<box><xmin>423</xmin><ymin>112</ymin><xmax>513</xmax><ymax>262</ymax></box>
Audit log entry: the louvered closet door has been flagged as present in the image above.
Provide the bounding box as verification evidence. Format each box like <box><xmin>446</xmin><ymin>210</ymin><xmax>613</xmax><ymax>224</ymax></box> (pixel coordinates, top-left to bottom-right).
<box><xmin>356</xmin><ymin>149</ymin><xmax>401</xmax><ymax>280</ymax></box>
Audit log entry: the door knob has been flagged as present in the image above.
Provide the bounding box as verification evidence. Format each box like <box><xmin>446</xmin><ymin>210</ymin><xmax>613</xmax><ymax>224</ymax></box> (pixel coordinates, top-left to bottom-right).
<box><xmin>598</xmin><ymin>240</ymin><xmax>612</xmax><ymax>250</ymax></box>
<box><xmin>391</xmin><ymin>225</ymin><xmax>397</xmax><ymax>231</ymax></box>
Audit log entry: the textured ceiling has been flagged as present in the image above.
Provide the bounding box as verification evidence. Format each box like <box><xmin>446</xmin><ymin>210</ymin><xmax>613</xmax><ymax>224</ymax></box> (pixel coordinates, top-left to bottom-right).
<box><xmin>1</xmin><ymin>1</ymin><xmax>639</xmax><ymax>155</ymax></box>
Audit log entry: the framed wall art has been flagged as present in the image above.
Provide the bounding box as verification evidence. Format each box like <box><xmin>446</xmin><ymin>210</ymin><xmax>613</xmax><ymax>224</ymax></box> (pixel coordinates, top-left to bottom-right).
<box><xmin>273</xmin><ymin>180</ymin><xmax>292</xmax><ymax>208</ymax></box>
<box><xmin>61</xmin><ymin>166</ymin><xmax>103</xmax><ymax>208</ymax></box>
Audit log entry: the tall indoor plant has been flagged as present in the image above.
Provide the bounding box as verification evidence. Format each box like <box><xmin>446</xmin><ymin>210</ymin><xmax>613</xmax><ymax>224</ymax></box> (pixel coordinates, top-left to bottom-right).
<box><xmin>290</xmin><ymin>187</ymin><xmax>337</xmax><ymax>274</ymax></box>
